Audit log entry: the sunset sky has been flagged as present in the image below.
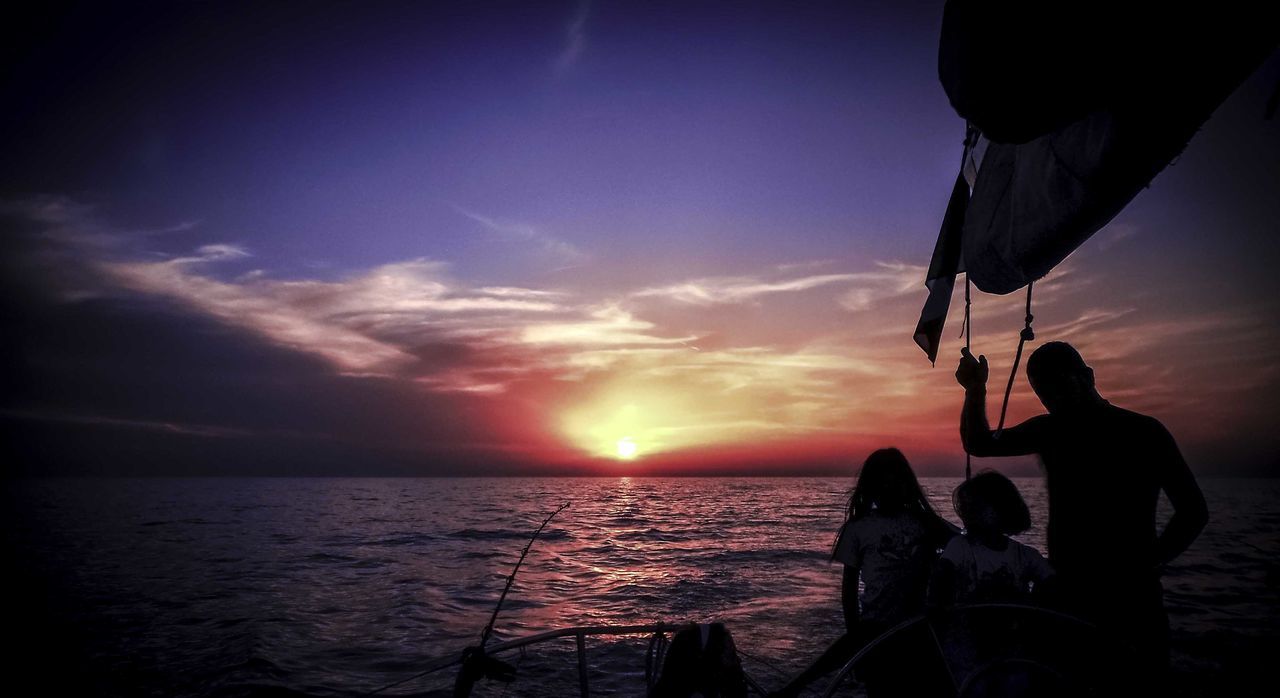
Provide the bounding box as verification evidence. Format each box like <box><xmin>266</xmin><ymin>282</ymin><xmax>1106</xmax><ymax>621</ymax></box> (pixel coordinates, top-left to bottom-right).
<box><xmin>3</xmin><ymin>1</ymin><xmax>1278</xmax><ymax>476</ymax></box>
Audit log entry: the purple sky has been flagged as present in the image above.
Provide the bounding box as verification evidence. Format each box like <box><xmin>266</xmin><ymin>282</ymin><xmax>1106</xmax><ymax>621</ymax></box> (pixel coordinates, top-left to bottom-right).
<box><xmin>3</xmin><ymin>1</ymin><xmax>1278</xmax><ymax>475</ymax></box>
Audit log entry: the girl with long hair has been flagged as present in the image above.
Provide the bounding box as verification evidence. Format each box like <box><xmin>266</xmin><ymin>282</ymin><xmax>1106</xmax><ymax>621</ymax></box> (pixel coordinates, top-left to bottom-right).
<box><xmin>770</xmin><ymin>448</ymin><xmax>956</xmax><ymax>697</ymax></box>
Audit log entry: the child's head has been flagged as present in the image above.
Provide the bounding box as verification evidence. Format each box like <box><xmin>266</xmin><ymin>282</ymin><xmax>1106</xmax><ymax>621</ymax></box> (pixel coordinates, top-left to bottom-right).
<box><xmin>849</xmin><ymin>447</ymin><xmax>931</xmax><ymax>518</ymax></box>
<box><xmin>953</xmin><ymin>470</ymin><xmax>1031</xmax><ymax>535</ymax></box>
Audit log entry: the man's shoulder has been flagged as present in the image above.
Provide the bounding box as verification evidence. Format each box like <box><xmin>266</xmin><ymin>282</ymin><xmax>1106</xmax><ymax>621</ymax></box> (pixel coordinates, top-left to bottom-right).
<box><xmin>1012</xmin><ymin>412</ymin><xmax>1055</xmax><ymax>431</ymax></box>
<box><xmin>1099</xmin><ymin>403</ymin><xmax>1168</xmax><ymax>433</ymax></box>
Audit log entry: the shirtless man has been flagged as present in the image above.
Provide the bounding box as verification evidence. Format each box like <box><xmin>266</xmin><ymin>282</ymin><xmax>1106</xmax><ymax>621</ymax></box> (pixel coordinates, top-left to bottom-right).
<box><xmin>955</xmin><ymin>341</ymin><xmax>1208</xmax><ymax>670</ymax></box>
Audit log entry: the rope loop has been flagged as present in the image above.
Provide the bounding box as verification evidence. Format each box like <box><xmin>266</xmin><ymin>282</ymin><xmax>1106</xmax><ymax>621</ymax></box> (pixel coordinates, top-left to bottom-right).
<box><xmin>994</xmin><ymin>282</ymin><xmax>1035</xmax><ymax>439</ymax></box>
<box><xmin>963</xmin><ymin>275</ymin><xmax>973</xmax><ymax>480</ymax></box>
<box><xmin>1019</xmin><ymin>282</ymin><xmax>1035</xmax><ymax>341</ymax></box>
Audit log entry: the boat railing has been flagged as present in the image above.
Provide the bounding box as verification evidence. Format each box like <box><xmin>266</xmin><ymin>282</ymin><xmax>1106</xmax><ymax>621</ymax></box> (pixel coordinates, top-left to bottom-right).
<box><xmin>400</xmin><ymin>604</ymin><xmax>1113</xmax><ymax>697</ymax></box>
<box><xmin>404</xmin><ymin>621</ymin><xmax>770</xmax><ymax>697</ymax></box>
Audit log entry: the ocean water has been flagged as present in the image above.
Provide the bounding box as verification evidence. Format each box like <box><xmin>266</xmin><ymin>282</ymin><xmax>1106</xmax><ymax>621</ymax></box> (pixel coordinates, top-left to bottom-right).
<box><xmin>2</xmin><ymin>477</ymin><xmax>1277</xmax><ymax>697</ymax></box>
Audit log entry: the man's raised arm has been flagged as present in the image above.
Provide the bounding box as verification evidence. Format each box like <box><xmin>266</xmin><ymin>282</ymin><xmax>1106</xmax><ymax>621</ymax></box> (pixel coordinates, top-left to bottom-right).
<box><xmin>957</xmin><ymin>349</ymin><xmax>1042</xmax><ymax>457</ymax></box>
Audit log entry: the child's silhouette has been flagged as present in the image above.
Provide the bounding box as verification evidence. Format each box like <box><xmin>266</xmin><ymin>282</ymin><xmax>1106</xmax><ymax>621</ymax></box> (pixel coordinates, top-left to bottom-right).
<box><xmin>929</xmin><ymin>470</ymin><xmax>1053</xmax><ymax>607</ymax></box>
<box><xmin>770</xmin><ymin>448</ymin><xmax>956</xmax><ymax>698</ymax></box>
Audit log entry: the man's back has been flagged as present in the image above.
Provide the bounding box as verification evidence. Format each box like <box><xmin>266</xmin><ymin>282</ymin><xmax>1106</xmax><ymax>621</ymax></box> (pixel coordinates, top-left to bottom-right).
<box><xmin>1034</xmin><ymin>403</ymin><xmax>1172</xmax><ymax>585</ymax></box>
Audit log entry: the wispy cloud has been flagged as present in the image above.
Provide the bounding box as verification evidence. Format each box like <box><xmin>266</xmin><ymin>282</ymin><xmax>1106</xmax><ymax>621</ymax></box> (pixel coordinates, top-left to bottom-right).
<box><xmin>106</xmin><ymin>256</ymin><xmax>418</xmax><ymax>374</ymax></box>
<box><xmin>478</xmin><ymin>286</ymin><xmax>566</xmax><ymax>299</ymax></box>
<box><xmin>129</xmin><ymin>219</ymin><xmax>203</xmax><ymax>237</ymax></box>
<box><xmin>170</xmin><ymin>243</ymin><xmax>250</xmax><ymax>265</ymax></box>
<box><xmin>0</xmin><ymin>409</ymin><xmax>254</xmax><ymax>439</ymax></box>
<box><xmin>456</xmin><ymin>207</ymin><xmax>587</xmax><ymax>268</ymax></box>
<box><xmin>636</xmin><ymin>273</ymin><xmax>860</xmax><ymax>305</ymax></box>
<box><xmin>1096</xmin><ymin>223</ymin><xmax>1140</xmax><ymax>251</ymax></box>
<box><xmin>835</xmin><ymin>262</ymin><xmax>925</xmax><ymax>311</ymax></box>
<box><xmin>632</xmin><ymin>261</ymin><xmax>928</xmax><ymax>310</ymax></box>
<box><xmin>554</xmin><ymin>0</ymin><xmax>591</xmax><ymax>74</ymax></box>
<box><xmin>520</xmin><ymin>304</ymin><xmax>694</xmax><ymax>346</ymax></box>
<box><xmin>99</xmin><ymin>249</ymin><xmax>577</xmax><ymax>376</ymax></box>
<box><xmin>634</xmin><ymin>264</ymin><xmax>922</xmax><ymax>306</ymax></box>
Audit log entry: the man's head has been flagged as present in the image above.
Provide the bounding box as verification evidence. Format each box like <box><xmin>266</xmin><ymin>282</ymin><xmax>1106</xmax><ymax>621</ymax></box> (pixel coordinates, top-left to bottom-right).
<box><xmin>1026</xmin><ymin>342</ymin><xmax>1098</xmax><ymax>414</ymax></box>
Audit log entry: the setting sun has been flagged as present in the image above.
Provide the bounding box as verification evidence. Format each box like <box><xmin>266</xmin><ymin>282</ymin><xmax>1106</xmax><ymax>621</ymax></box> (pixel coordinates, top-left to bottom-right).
<box><xmin>616</xmin><ymin>437</ymin><xmax>638</xmax><ymax>460</ymax></box>
<box><xmin>561</xmin><ymin>400</ymin><xmax>655</xmax><ymax>461</ymax></box>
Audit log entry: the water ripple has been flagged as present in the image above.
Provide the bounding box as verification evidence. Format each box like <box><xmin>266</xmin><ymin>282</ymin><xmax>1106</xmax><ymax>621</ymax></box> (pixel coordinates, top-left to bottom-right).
<box><xmin>3</xmin><ymin>476</ymin><xmax>1275</xmax><ymax>697</ymax></box>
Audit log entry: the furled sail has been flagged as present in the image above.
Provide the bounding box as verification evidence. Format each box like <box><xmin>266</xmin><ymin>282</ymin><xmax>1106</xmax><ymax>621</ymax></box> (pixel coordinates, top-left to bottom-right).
<box><xmin>915</xmin><ymin>0</ymin><xmax>1277</xmax><ymax>361</ymax></box>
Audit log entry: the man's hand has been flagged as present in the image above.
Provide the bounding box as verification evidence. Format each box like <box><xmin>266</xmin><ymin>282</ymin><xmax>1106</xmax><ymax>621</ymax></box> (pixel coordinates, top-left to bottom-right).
<box><xmin>956</xmin><ymin>348</ymin><xmax>989</xmax><ymax>391</ymax></box>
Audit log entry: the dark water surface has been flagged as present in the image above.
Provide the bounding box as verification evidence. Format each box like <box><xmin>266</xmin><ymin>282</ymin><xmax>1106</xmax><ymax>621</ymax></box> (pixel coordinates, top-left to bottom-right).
<box><xmin>3</xmin><ymin>477</ymin><xmax>1277</xmax><ymax>696</ymax></box>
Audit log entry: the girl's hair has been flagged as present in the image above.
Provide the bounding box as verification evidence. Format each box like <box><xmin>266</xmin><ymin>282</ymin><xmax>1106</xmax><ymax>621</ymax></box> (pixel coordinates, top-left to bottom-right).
<box><xmin>832</xmin><ymin>448</ymin><xmax>950</xmax><ymax>559</ymax></box>
<box><xmin>952</xmin><ymin>470</ymin><xmax>1032</xmax><ymax>535</ymax></box>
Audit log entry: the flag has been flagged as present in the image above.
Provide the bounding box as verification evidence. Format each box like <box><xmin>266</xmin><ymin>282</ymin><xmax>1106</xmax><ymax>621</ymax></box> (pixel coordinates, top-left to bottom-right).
<box><xmin>913</xmin><ymin>172</ymin><xmax>968</xmax><ymax>364</ymax></box>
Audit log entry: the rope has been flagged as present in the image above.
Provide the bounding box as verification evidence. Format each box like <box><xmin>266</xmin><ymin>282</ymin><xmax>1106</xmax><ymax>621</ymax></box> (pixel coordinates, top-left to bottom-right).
<box><xmin>958</xmin><ymin>121</ymin><xmax>977</xmax><ymax>481</ymax></box>
<box><xmin>363</xmin><ymin>659</ymin><xmax>454</xmax><ymax>696</ymax></box>
<box><xmin>962</xmin><ymin>275</ymin><xmax>973</xmax><ymax>480</ymax></box>
<box><xmin>645</xmin><ymin>627</ymin><xmax>669</xmax><ymax>689</ymax></box>
<box><xmin>994</xmin><ymin>283</ymin><xmax>1034</xmax><ymax>438</ymax></box>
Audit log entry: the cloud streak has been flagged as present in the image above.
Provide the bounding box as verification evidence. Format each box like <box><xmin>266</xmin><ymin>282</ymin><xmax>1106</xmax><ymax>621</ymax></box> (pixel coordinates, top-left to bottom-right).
<box><xmin>634</xmin><ymin>263</ymin><xmax>923</xmax><ymax>308</ymax></box>
<box><xmin>456</xmin><ymin>207</ymin><xmax>587</xmax><ymax>268</ymax></box>
<box><xmin>553</xmin><ymin>0</ymin><xmax>591</xmax><ymax>74</ymax></box>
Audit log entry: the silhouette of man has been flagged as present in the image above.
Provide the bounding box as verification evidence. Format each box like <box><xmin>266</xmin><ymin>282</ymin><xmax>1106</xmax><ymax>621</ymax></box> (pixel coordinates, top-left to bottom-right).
<box><xmin>955</xmin><ymin>341</ymin><xmax>1207</xmax><ymax>671</ymax></box>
